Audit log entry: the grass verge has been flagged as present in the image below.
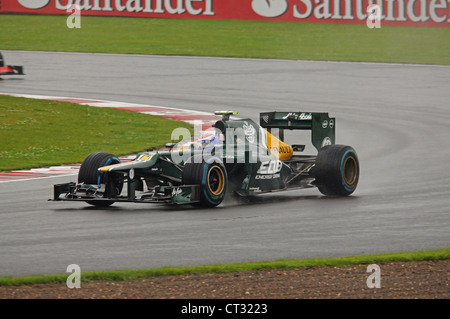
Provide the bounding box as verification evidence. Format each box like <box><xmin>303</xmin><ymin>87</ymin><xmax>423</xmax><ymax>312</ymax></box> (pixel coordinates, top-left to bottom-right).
<box><xmin>1</xmin><ymin>14</ymin><xmax>449</xmax><ymax>65</ymax></box>
<box><xmin>0</xmin><ymin>95</ymin><xmax>192</xmax><ymax>171</ymax></box>
<box><xmin>0</xmin><ymin>248</ymin><xmax>448</xmax><ymax>286</ymax></box>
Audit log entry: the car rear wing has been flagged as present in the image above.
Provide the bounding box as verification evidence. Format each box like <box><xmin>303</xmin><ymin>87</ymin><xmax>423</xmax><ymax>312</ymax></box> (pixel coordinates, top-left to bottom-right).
<box><xmin>0</xmin><ymin>52</ymin><xmax>25</xmax><ymax>76</ymax></box>
<box><xmin>259</xmin><ymin>112</ymin><xmax>335</xmax><ymax>152</ymax></box>
<box><xmin>0</xmin><ymin>65</ymin><xmax>24</xmax><ymax>75</ymax></box>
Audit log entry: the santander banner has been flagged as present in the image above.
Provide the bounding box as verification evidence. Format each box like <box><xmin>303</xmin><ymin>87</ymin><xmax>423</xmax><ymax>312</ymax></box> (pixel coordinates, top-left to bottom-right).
<box><xmin>1</xmin><ymin>0</ymin><xmax>449</xmax><ymax>27</ymax></box>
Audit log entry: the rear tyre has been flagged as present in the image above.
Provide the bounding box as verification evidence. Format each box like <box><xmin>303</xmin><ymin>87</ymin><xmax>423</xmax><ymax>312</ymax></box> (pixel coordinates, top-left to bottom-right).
<box><xmin>78</xmin><ymin>152</ymin><xmax>121</xmax><ymax>207</ymax></box>
<box><xmin>314</xmin><ymin>145</ymin><xmax>359</xmax><ymax>196</ymax></box>
<box><xmin>182</xmin><ymin>155</ymin><xmax>227</xmax><ymax>208</ymax></box>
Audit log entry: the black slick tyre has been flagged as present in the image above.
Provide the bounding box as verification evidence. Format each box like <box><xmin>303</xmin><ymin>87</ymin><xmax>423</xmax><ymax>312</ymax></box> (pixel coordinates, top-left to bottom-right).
<box><xmin>182</xmin><ymin>155</ymin><xmax>227</xmax><ymax>208</ymax></box>
<box><xmin>78</xmin><ymin>152</ymin><xmax>121</xmax><ymax>207</ymax></box>
<box><xmin>314</xmin><ymin>145</ymin><xmax>359</xmax><ymax>196</ymax></box>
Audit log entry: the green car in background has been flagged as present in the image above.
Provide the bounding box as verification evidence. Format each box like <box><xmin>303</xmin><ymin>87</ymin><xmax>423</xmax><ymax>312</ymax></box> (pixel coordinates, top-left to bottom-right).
<box><xmin>52</xmin><ymin>111</ymin><xmax>360</xmax><ymax>208</ymax></box>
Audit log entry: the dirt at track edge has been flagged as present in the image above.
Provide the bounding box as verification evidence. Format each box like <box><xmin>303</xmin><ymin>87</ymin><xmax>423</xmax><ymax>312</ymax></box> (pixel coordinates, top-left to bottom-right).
<box><xmin>1</xmin><ymin>259</ymin><xmax>448</xmax><ymax>299</ymax></box>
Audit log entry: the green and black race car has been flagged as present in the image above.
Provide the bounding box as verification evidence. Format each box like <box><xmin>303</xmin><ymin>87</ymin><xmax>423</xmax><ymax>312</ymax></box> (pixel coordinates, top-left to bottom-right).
<box><xmin>52</xmin><ymin>111</ymin><xmax>360</xmax><ymax>208</ymax></box>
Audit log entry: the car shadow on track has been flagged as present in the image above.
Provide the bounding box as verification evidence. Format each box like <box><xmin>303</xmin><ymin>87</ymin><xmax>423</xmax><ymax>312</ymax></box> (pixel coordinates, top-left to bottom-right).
<box><xmin>223</xmin><ymin>192</ymin><xmax>359</xmax><ymax>207</ymax></box>
<box><xmin>51</xmin><ymin>191</ymin><xmax>359</xmax><ymax>214</ymax></box>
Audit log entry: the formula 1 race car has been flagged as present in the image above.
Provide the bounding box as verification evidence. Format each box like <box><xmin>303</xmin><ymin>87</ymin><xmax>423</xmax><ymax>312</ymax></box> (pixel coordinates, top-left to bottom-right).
<box><xmin>0</xmin><ymin>52</ymin><xmax>25</xmax><ymax>77</ymax></box>
<box><xmin>52</xmin><ymin>111</ymin><xmax>360</xmax><ymax>208</ymax></box>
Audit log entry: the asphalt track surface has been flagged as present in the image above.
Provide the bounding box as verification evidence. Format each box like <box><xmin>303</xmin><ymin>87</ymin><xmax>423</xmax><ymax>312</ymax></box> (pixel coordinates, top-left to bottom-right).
<box><xmin>0</xmin><ymin>51</ymin><xmax>449</xmax><ymax>277</ymax></box>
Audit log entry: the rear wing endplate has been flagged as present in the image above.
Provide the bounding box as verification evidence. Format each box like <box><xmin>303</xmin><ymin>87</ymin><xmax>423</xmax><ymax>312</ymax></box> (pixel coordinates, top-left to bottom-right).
<box><xmin>260</xmin><ymin>112</ymin><xmax>335</xmax><ymax>152</ymax></box>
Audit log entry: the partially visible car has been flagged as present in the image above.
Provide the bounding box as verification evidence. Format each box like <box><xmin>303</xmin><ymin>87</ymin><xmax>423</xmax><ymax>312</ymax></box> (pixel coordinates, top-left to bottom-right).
<box><xmin>0</xmin><ymin>52</ymin><xmax>25</xmax><ymax>77</ymax></box>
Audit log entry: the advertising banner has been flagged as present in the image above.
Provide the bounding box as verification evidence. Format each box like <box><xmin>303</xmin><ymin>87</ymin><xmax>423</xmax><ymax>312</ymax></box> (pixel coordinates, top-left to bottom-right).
<box><xmin>1</xmin><ymin>0</ymin><xmax>449</xmax><ymax>27</ymax></box>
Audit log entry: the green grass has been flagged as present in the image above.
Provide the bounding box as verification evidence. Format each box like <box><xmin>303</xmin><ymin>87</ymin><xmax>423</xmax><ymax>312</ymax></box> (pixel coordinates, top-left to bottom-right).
<box><xmin>1</xmin><ymin>14</ymin><xmax>449</xmax><ymax>65</ymax></box>
<box><xmin>0</xmin><ymin>248</ymin><xmax>448</xmax><ymax>286</ymax></box>
<box><xmin>0</xmin><ymin>95</ymin><xmax>192</xmax><ymax>171</ymax></box>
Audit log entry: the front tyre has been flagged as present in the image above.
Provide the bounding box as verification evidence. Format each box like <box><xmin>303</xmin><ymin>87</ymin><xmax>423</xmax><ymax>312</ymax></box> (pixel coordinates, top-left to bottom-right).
<box><xmin>314</xmin><ymin>145</ymin><xmax>360</xmax><ymax>196</ymax></box>
<box><xmin>78</xmin><ymin>152</ymin><xmax>121</xmax><ymax>207</ymax></box>
<box><xmin>182</xmin><ymin>155</ymin><xmax>228</xmax><ymax>208</ymax></box>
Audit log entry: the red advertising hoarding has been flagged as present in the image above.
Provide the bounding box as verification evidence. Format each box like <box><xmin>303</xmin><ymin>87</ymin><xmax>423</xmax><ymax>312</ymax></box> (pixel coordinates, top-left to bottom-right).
<box><xmin>1</xmin><ymin>0</ymin><xmax>449</xmax><ymax>27</ymax></box>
